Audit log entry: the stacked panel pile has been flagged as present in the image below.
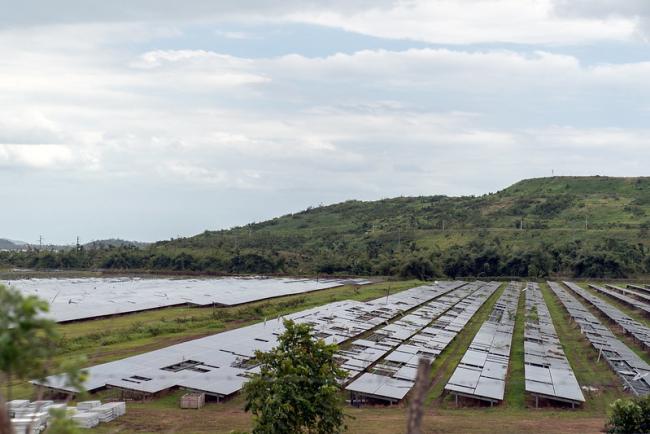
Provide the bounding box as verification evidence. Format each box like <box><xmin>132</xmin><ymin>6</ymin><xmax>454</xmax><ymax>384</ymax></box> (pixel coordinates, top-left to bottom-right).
<box><xmin>444</xmin><ymin>281</ymin><xmax>521</xmax><ymax>404</ymax></box>
<box><xmin>523</xmin><ymin>283</ymin><xmax>584</xmax><ymax>406</ymax></box>
<box><xmin>565</xmin><ymin>282</ymin><xmax>650</xmax><ymax>350</ymax></box>
<box><xmin>6</xmin><ymin>400</ymin><xmax>115</xmax><ymax>432</ymax></box>
<box><xmin>89</xmin><ymin>403</ymin><xmax>124</xmax><ymax>423</ymax></box>
<box><xmin>76</xmin><ymin>401</ymin><xmax>101</xmax><ymax>411</ymax></box>
<box><xmin>606</xmin><ymin>284</ymin><xmax>650</xmax><ymax>304</ymax></box>
<box><xmin>548</xmin><ymin>282</ymin><xmax>650</xmax><ymax>396</ymax></box>
<box><xmin>6</xmin><ymin>400</ymin><xmax>30</xmax><ymax>418</ymax></box>
<box><xmin>9</xmin><ymin>400</ymin><xmax>57</xmax><ymax>433</ymax></box>
<box><xmin>71</xmin><ymin>412</ymin><xmax>100</xmax><ymax>428</ymax></box>
<box><xmin>346</xmin><ymin>281</ymin><xmax>501</xmax><ymax>402</ymax></box>
<box><xmin>11</xmin><ymin>418</ymin><xmax>46</xmax><ymax>434</ymax></box>
<box><xmin>35</xmin><ymin>282</ymin><xmax>466</xmax><ymax>398</ymax></box>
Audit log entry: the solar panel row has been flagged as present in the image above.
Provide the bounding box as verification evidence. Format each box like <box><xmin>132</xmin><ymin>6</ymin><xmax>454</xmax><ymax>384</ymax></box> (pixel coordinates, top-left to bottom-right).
<box><xmin>336</xmin><ymin>281</ymin><xmax>472</xmax><ymax>382</ymax></box>
<box><xmin>34</xmin><ymin>281</ymin><xmax>464</xmax><ymax>398</ymax></box>
<box><xmin>346</xmin><ymin>281</ymin><xmax>501</xmax><ymax>402</ymax></box>
<box><xmin>605</xmin><ymin>284</ymin><xmax>650</xmax><ymax>304</ymax></box>
<box><xmin>627</xmin><ymin>284</ymin><xmax>650</xmax><ymax>295</ymax></box>
<box><xmin>566</xmin><ymin>282</ymin><xmax>650</xmax><ymax>351</ymax></box>
<box><xmin>585</xmin><ymin>283</ymin><xmax>650</xmax><ymax>316</ymax></box>
<box><xmin>523</xmin><ymin>283</ymin><xmax>584</xmax><ymax>406</ymax></box>
<box><xmin>548</xmin><ymin>282</ymin><xmax>650</xmax><ymax>397</ymax></box>
<box><xmin>5</xmin><ymin>277</ymin><xmax>372</xmax><ymax>322</ymax></box>
<box><xmin>444</xmin><ymin>281</ymin><xmax>521</xmax><ymax>404</ymax></box>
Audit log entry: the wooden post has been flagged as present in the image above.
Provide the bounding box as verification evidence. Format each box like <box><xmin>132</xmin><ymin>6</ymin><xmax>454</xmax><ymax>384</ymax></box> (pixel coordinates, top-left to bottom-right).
<box><xmin>406</xmin><ymin>358</ymin><xmax>432</xmax><ymax>434</ymax></box>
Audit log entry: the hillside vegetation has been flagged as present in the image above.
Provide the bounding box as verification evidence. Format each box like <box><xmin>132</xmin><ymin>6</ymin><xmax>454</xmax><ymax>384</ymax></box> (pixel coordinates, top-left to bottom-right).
<box><xmin>3</xmin><ymin>176</ymin><xmax>650</xmax><ymax>278</ymax></box>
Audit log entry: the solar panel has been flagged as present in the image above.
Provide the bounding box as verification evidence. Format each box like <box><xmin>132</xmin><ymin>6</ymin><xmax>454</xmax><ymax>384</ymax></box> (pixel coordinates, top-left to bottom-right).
<box><xmin>3</xmin><ymin>276</ymin><xmax>372</xmax><ymax>322</ymax></box>
<box><xmin>34</xmin><ymin>281</ymin><xmax>464</xmax><ymax>399</ymax></box>
<box><xmin>548</xmin><ymin>282</ymin><xmax>650</xmax><ymax>397</ymax></box>
<box><xmin>346</xmin><ymin>281</ymin><xmax>501</xmax><ymax>402</ymax></box>
<box><xmin>444</xmin><ymin>281</ymin><xmax>521</xmax><ymax>404</ymax></box>
<box><xmin>567</xmin><ymin>282</ymin><xmax>650</xmax><ymax>351</ymax></box>
<box><xmin>522</xmin><ymin>282</ymin><xmax>584</xmax><ymax>406</ymax></box>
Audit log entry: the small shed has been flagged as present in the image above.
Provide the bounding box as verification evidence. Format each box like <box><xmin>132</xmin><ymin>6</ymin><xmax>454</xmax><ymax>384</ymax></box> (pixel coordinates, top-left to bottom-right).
<box><xmin>180</xmin><ymin>392</ymin><xmax>205</xmax><ymax>409</ymax></box>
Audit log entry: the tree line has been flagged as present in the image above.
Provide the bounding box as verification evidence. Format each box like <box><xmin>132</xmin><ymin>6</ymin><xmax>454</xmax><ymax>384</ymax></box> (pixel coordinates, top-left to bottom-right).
<box><xmin>1</xmin><ymin>236</ymin><xmax>647</xmax><ymax>279</ymax></box>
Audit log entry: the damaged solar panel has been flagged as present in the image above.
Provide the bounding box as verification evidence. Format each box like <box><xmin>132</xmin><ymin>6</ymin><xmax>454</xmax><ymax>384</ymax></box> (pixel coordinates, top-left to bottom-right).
<box><xmin>565</xmin><ymin>282</ymin><xmax>650</xmax><ymax>351</ymax></box>
<box><xmin>548</xmin><ymin>282</ymin><xmax>650</xmax><ymax>397</ymax></box>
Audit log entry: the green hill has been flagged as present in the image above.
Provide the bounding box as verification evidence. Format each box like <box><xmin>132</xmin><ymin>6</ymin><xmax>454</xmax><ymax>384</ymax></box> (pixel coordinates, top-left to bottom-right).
<box><xmin>4</xmin><ymin>176</ymin><xmax>650</xmax><ymax>278</ymax></box>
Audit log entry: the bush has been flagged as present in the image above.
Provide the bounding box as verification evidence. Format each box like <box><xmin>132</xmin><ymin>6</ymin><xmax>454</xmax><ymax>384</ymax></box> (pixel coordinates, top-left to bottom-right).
<box><xmin>606</xmin><ymin>397</ymin><xmax>649</xmax><ymax>434</ymax></box>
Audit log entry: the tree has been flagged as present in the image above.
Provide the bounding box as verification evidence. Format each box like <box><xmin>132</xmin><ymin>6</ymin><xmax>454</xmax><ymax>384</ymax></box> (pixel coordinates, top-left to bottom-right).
<box><xmin>0</xmin><ymin>284</ymin><xmax>87</xmax><ymax>434</ymax></box>
<box><xmin>0</xmin><ymin>285</ymin><xmax>58</xmax><ymax>402</ymax></box>
<box><xmin>243</xmin><ymin>320</ymin><xmax>347</xmax><ymax>434</ymax></box>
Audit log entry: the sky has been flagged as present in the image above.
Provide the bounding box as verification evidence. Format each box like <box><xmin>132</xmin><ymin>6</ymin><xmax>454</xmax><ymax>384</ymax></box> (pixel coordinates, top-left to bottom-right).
<box><xmin>1</xmin><ymin>0</ymin><xmax>650</xmax><ymax>244</ymax></box>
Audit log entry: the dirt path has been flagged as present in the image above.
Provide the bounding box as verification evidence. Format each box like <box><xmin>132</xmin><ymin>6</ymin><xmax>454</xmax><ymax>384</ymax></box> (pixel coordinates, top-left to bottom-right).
<box><xmin>94</xmin><ymin>403</ymin><xmax>606</xmax><ymax>434</ymax></box>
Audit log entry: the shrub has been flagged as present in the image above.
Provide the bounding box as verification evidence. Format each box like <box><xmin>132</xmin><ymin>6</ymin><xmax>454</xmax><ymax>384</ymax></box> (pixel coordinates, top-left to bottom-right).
<box><xmin>606</xmin><ymin>398</ymin><xmax>644</xmax><ymax>434</ymax></box>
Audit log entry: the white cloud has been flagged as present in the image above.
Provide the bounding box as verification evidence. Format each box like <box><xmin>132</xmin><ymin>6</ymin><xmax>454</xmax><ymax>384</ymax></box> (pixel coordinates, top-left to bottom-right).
<box><xmin>0</xmin><ymin>145</ymin><xmax>75</xmax><ymax>169</ymax></box>
<box><xmin>286</xmin><ymin>0</ymin><xmax>638</xmax><ymax>45</ymax></box>
<box><xmin>1</xmin><ymin>19</ymin><xmax>649</xmax><ymax>241</ymax></box>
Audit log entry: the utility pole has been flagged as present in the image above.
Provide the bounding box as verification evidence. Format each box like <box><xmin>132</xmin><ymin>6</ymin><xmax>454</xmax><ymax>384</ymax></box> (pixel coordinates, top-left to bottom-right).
<box><xmin>39</xmin><ymin>235</ymin><xmax>43</xmax><ymax>249</ymax></box>
<box><xmin>585</xmin><ymin>215</ymin><xmax>588</xmax><ymax>231</ymax></box>
<box><xmin>406</xmin><ymin>358</ymin><xmax>432</xmax><ymax>434</ymax></box>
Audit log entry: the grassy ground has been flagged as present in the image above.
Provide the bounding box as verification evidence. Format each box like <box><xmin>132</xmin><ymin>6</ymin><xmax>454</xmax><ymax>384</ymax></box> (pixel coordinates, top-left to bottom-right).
<box><xmin>90</xmin><ymin>391</ymin><xmax>606</xmax><ymax>434</ymax></box>
<box><xmin>503</xmin><ymin>285</ymin><xmax>526</xmax><ymax>409</ymax></box>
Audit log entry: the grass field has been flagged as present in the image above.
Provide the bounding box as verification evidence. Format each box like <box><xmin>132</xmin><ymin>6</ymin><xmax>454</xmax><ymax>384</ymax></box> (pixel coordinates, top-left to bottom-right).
<box><xmin>6</xmin><ymin>279</ymin><xmax>649</xmax><ymax>433</ymax></box>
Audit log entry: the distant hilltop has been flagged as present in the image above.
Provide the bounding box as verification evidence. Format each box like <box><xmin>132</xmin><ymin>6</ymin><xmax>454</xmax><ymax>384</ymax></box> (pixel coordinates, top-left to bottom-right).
<box><xmin>0</xmin><ymin>239</ymin><xmax>27</xmax><ymax>251</ymax></box>
<box><xmin>4</xmin><ymin>176</ymin><xmax>650</xmax><ymax>278</ymax></box>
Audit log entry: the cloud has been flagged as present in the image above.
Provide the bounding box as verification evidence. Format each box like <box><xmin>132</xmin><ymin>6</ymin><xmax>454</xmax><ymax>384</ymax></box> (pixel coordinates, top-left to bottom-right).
<box><xmin>287</xmin><ymin>0</ymin><xmax>638</xmax><ymax>45</ymax></box>
<box><xmin>0</xmin><ymin>145</ymin><xmax>75</xmax><ymax>169</ymax></box>
<box><xmin>0</xmin><ymin>1</ymin><xmax>646</xmax><ymax>45</ymax></box>
<box><xmin>1</xmin><ymin>19</ymin><xmax>649</xmax><ymax>242</ymax></box>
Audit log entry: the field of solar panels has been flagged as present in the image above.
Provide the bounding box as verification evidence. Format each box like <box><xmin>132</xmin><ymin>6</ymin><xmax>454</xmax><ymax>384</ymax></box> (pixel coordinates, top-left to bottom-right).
<box><xmin>7</xmin><ymin>278</ymin><xmax>650</xmax><ymax>433</ymax></box>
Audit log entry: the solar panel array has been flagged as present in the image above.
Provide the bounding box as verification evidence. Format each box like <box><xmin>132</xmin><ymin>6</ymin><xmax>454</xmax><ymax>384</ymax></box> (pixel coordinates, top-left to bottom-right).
<box><xmin>564</xmin><ymin>282</ymin><xmax>650</xmax><ymax>351</ymax></box>
<box><xmin>548</xmin><ymin>282</ymin><xmax>650</xmax><ymax>396</ymax></box>
<box><xmin>584</xmin><ymin>283</ymin><xmax>650</xmax><ymax>316</ymax></box>
<box><xmin>523</xmin><ymin>283</ymin><xmax>584</xmax><ymax>406</ymax></box>
<box><xmin>444</xmin><ymin>281</ymin><xmax>520</xmax><ymax>404</ymax></box>
<box><xmin>346</xmin><ymin>281</ymin><xmax>501</xmax><ymax>402</ymax></box>
<box><xmin>627</xmin><ymin>284</ymin><xmax>650</xmax><ymax>295</ymax></box>
<box><xmin>336</xmin><ymin>281</ymin><xmax>471</xmax><ymax>381</ymax></box>
<box><xmin>35</xmin><ymin>281</ymin><xmax>464</xmax><ymax>398</ymax></box>
<box><xmin>605</xmin><ymin>284</ymin><xmax>650</xmax><ymax>304</ymax></box>
<box><xmin>4</xmin><ymin>277</ymin><xmax>372</xmax><ymax>322</ymax></box>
